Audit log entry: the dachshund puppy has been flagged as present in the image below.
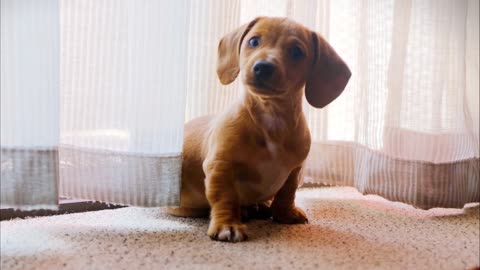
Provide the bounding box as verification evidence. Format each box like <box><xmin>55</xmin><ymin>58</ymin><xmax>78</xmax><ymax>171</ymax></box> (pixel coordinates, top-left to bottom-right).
<box><xmin>167</xmin><ymin>17</ymin><xmax>351</xmax><ymax>242</ymax></box>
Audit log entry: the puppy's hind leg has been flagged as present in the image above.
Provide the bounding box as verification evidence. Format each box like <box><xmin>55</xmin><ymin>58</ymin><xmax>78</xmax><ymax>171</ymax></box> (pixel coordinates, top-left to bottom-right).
<box><xmin>271</xmin><ymin>167</ymin><xmax>308</xmax><ymax>224</ymax></box>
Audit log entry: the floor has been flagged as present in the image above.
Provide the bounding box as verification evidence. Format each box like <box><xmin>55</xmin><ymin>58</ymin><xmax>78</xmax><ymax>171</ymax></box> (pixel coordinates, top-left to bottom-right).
<box><xmin>1</xmin><ymin>187</ymin><xmax>479</xmax><ymax>270</ymax></box>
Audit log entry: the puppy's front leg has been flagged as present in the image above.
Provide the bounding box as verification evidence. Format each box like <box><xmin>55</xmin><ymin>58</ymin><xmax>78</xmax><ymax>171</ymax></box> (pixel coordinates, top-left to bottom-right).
<box><xmin>271</xmin><ymin>167</ymin><xmax>308</xmax><ymax>224</ymax></box>
<box><xmin>205</xmin><ymin>160</ymin><xmax>247</xmax><ymax>242</ymax></box>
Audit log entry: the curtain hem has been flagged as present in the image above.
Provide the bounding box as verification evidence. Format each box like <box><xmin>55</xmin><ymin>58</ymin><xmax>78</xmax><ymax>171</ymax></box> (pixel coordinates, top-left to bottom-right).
<box><xmin>304</xmin><ymin>142</ymin><xmax>480</xmax><ymax>209</ymax></box>
<box><xmin>59</xmin><ymin>146</ymin><xmax>181</xmax><ymax>207</ymax></box>
<box><xmin>1</xmin><ymin>148</ymin><xmax>59</xmax><ymax>210</ymax></box>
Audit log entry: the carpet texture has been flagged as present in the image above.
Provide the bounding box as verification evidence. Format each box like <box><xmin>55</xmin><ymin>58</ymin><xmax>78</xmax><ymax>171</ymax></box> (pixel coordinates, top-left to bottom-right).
<box><xmin>1</xmin><ymin>187</ymin><xmax>479</xmax><ymax>270</ymax></box>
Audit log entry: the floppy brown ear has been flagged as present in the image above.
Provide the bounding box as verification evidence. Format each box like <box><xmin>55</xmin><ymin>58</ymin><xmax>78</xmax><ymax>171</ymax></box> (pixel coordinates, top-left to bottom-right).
<box><xmin>305</xmin><ymin>33</ymin><xmax>352</xmax><ymax>108</ymax></box>
<box><xmin>216</xmin><ymin>17</ymin><xmax>261</xmax><ymax>85</ymax></box>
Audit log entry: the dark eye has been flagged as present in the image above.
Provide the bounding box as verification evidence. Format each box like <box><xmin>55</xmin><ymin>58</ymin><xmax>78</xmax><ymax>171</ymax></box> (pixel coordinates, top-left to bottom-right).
<box><xmin>248</xmin><ymin>36</ymin><xmax>260</xmax><ymax>48</ymax></box>
<box><xmin>290</xmin><ymin>46</ymin><xmax>304</xmax><ymax>60</ymax></box>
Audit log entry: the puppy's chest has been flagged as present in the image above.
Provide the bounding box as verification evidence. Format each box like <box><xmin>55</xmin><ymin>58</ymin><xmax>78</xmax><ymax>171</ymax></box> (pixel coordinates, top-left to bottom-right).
<box><xmin>237</xmin><ymin>137</ymin><xmax>299</xmax><ymax>203</ymax></box>
<box><xmin>255</xmin><ymin>140</ymin><xmax>290</xmax><ymax>193</ymax></box>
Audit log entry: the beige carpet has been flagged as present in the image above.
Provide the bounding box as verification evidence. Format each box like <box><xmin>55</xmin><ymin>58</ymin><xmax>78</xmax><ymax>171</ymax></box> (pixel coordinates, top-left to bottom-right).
<box><xmin>1</xmin><ymin>187</ymin><xmax>479</xmax><ymax>270</ymax></box>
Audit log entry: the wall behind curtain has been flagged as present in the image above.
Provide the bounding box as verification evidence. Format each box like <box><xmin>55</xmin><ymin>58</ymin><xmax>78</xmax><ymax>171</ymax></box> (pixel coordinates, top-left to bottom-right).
<box><xmin>184</xmin><ymin>0</ymin><xmax>479</xmax><ymax>209</ymax></box>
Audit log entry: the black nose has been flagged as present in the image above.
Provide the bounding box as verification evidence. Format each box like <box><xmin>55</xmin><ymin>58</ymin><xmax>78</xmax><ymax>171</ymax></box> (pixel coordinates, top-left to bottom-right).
<box><xmin>253</xmin><ymin>61</ymin><xmax>275</xmax><ymax>81</ymax></box>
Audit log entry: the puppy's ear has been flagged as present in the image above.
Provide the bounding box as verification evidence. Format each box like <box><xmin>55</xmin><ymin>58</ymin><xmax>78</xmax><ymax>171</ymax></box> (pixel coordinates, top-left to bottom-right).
<box><xmin>305</xmin><ymin>33</ymin><xmax>351</xmax><ymax>108</ymax></box>
<box><xmin>217</xmin><ymin>17</ymin><xmax>261</xmax><ymax>85</ymax></box>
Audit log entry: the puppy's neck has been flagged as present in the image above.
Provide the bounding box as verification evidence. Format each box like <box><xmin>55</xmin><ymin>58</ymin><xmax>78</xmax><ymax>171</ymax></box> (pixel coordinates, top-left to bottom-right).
<box><xmin>243</xmin><ymin>87</ymin><xmax>304</xmax><ymax>140</ymax></box>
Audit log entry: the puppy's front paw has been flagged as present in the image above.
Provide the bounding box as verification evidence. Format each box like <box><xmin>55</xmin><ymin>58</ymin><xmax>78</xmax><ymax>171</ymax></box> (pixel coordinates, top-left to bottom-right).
<box><xmin>272</xmin><ymin>206</ymin><xmax>308</xmax><ymax>224</ymax></box>
<box><xmin>208</xmin><ymin>222</ymin><xmax>248</xmax><ymax>242</ymax></box>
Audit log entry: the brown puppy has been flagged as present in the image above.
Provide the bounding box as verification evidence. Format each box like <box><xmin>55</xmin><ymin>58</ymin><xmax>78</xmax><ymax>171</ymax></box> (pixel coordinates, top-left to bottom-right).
<box><xmin>167</xmin><ymin>17</ymin><xmax>351</xmax><ymax>242</ymax></box>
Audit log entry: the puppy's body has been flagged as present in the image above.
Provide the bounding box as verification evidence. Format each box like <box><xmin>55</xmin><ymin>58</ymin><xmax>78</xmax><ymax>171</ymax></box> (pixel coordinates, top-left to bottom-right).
<box><xmin>168</xmin><ymin>17</ymin><xmax>351</xmax><ymax>242</ymax></box>
<box><xmin>177</xmin><ymin>91</ymin><xmax>310</xmax><ymax>210</ymax></box>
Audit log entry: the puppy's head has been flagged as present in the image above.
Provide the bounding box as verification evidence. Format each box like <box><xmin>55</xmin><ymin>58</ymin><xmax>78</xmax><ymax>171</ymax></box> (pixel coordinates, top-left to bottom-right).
<box><xmin>217</xmin><ymin>17</ymin><xmax>351</xmax><ymax>108</ymax></box>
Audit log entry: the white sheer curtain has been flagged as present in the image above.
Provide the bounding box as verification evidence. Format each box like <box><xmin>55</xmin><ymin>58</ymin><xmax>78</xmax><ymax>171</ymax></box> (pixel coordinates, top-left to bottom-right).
<box><xmin>2</xmin><ymin>0</ymin><xmax>478</xmax><ymax>210</ymax></box>
<box><xmin>185</xmin><ymin>0</ymin><xmax>479</xmax><ymax>209</ymax></box>
<box><xmin>1</xmin><ymin>0</ymin><xmax>190</xmax><ymax>209</ymax></box>
<box><xmin>1</xmin><ymin>0</ymin><xmax>60</xmax><ymax>209</ymax></box>
<box><xmin>58</xmin><ymin>0</ymin><xmax>189</xmax><ymax>207</ymax></box>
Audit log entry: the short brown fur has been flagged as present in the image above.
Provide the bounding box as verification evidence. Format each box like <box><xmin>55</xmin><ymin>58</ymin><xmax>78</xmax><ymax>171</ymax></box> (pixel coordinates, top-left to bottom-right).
<box><xmin>167</xmin><ymin>17</ymin><xmax>351</xmax><ymax>242</ymax></box>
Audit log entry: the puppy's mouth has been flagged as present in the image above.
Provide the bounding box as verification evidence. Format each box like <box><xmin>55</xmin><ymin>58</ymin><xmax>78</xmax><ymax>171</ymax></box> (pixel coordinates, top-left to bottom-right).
<box><xmin>246</xmin><ymin>80</ymin><xmax>281</xmax><ymax>95</ymax></box>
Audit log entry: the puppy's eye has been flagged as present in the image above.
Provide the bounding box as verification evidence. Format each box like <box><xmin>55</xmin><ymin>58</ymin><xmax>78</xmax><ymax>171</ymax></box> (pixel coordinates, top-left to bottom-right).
<box><xmin>290</xmin><ymin>46</ymin><xmax>304</xmax><ymax>60</ymax></box>
<box><xmin>248</xmin><ymin>36</ymin><xmax>260</xmax><ymax>48</ymax></box>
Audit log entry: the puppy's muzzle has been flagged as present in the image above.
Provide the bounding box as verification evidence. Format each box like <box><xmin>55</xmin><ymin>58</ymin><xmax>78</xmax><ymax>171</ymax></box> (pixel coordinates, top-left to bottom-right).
<box><xmin>253</xmin><ymin>60</ymin><xmax>275</xmax><ymax>82</ymax></box>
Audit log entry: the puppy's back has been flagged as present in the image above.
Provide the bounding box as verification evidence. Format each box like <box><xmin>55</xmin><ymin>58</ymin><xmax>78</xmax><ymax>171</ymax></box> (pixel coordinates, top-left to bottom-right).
<box><xmin>167</xmin><ymin>115</ymin><xmax>213</xmax><ymax>216</ymax></box>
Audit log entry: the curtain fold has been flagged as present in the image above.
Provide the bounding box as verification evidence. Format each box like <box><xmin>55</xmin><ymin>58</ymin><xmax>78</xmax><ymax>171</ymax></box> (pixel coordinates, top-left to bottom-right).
<box><xmin>1</xmin><ymin>0</ymin><xmax>60</xmax><ymax>210</ymax></box>
<box><xmin>184</xmin><ymin>0</ymin><xmax>242</xmax><ymax>120</ymax></box>
<box><xmin>58</xmin><ymin>0</ymin><xmax>190</xmax><ymax>206</ymax></box>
